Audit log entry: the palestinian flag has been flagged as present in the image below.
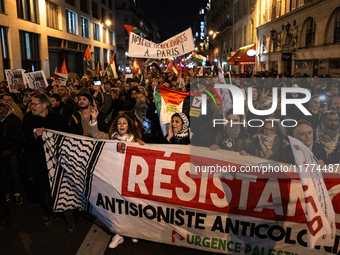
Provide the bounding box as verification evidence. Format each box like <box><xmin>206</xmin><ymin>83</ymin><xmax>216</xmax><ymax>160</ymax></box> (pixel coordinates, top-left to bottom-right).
<box><xmin>124</xmin><ymin>25</ymin><xmax>148</xmax><ymax>37</ymax></box>
<box><xmin>174</xmin><ymin>62</ymin><xmax>180</xmax><ymax>71</ymax></box>
<box><xmin>84</xmin><ymin>46</ymin><xmax>95</xmax><ymax>72</ymax></box>
<box><xmin>198</xmin><ymin>66</ymin><xmax>203</xmax><ymax>77</ymax></box>
<box><xmin>167</xmin><ymin>60</ymin><xmax>177</xmax><ymax>75</ymax></box>
<box><xmin>176</xmin><ymin>67</ymin><xmax>182</xmax><ymax>82</ymax></box>
<box><xmin>60</xmin><ymin>59</ymin><xmax>68</xmax><ymax>74</ymax></box>
<box><xmin>106</xmin><ymin>52</ymin><xmax>118</xmax><ymax>78</ymax></box>
<box><xmin>209</xmin><ymin>51</ymin><xmax>214</xmax><ymax>63</ymax></box>
<box><xmin>212</xmin><ymin>61</ymin><xmax>217</xmax><ymax>76</ymax></box>
<box><xmin>132</xmin><ymin>59</ymin><xmax>141</xmax><ymax>74</ymax></box>
<box><xmin>154</xmin><ymin>85</ymin><xmax>190</xmax><ymax>136</ymax></box>
<box><xmin>192</xmin><ymin>52</ymin><xmax>206</xmax><ymax>64</ymax></box>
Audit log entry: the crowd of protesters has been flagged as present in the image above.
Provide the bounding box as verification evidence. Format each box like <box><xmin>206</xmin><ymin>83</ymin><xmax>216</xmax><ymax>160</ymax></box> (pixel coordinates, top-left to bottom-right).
<box><xmin>0</xmin><ymin>67</ymin><xmax>340</xmax><ymax>248</ymax></box>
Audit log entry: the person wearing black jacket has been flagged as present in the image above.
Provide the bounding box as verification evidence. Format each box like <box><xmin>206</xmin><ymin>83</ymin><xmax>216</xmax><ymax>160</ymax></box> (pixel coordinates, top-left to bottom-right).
<box><xmin>69</xmin><ymin>93</ymin><xmax>109</xmax><ymax>136</ymax></box>
<box><xmin>280</xmin><ymin>120</ymin><xmax>327</xmax><ymax>165</ymax></box>
<box><xmin>0</xmin><ymin>103</ymin><xmax>23</xmax><ymax>205</ymax></box>
<box><xmin>0</xmin><ymin>121</ymin><xmax>10</xmax><ymax>229</ymax></box>
<box><xmin>99</xmin><ymin>88</ymin><xmax>123</xmax><ymax>125</ymax></box>
<box><xmin>122</xmin><ymin>86</ymin><xmax>139</xmax><ymax>111</ymax></box>
<box><xmin>23</xmin><ymin>93</ymin><xmax>76</xmax><ymax>233</ymax></box>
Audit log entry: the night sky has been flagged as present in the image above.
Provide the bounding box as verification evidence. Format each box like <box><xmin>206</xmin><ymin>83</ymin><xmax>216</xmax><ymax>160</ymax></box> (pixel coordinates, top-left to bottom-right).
<box><xmin>141</xmin><ymin>0</ymin><xmax>208</xmax><ymax>39</ymax></box>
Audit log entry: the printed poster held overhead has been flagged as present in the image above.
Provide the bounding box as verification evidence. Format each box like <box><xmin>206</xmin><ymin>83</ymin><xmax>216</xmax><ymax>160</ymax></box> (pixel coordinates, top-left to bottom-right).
<box><xmin>25</xmin><ymin>71</ymin><xmax>49</xmax><ymax>92</ymax></box>
<box><xmin>4</xmin><ymin>69</ymin><xmax>27</xmax><ymax>93</ymax></box>
<box><xmin>128</xmin><ymin>28</ymin><xmax>195</xmax><ymax>59</ymax></box>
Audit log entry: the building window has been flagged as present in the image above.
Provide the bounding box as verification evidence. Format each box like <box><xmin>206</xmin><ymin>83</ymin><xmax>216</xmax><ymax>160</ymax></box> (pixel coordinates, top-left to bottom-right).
<box><xmin>0</xmin><ymin>0</ymin><xmax>5</xmax><ymax>13</ymax></box>
<box><xmin>124</xmin><ymin>14</ymin><xmax>128</xmax><ymax>22</ymax></box>
<box><xmin>93</xmin><ymin>23</ymin><xmax>100</xmax><ymax>41</ymax></box>
<box><xmin>19</xmin><ymin>30</ymin><xmax>40</xmax><ymax>72</ymax></box>
<box><xmin>101</xmin><ymin>8</ymin><xmax>105</xmax><ymax>22</ymax></box>
<box><xmin>306</xmin><ymin>18</ymin><xmax>315</xmax><ymax>47</ymax></box>
<box><xmin>101</xmin><ymin>0</ymin><xmax>106</xmax><ymax>5</ymax></box>
<box><xmin>262</xmin><ymin>36</ymin><xmax>266</xmax><ymax>52</ymax></box>
<box><xmin>46</xmin><ymin>1</ymin><xmax>59</xmax><ymax>29</ymax></box>
<box><xmin>94</xmin><ymin>46</ymin><xmax>100</xmax><ymax>67</ymax></box>
<box><xmin>81</xmin><ymin>17</ymin><xmax>90</xmax><ymax>38</ymax></box>
<box><xmin>65</xmin><ymin>0</ymin><xmax>74</xmax><ymax>6</ymax></box>
<box><xmin>1</xmin><ymin>27</ymin><xmax>10</xmax><ymax>70</ymax></box>
<box><xmin>80</xmin><ymin>0</ymin><xmax>88</xmax><ymax>14</ymax></box>
<box><xmin>16</xmin><ymin>0</ymin><xmax>38</xmax><ymax>23</ymax></box>
<box><xmin>102</xmin><ymin>27</ymin><xmax>107</xmax><ymax>43</ymax></box>
<box><xmin>66</xmin><ymin>9</ymin><xmax>77</xmax><ymax>34</ymax></box>
<box><xmin>334</xmin><ymin>10</ymin><xmax>340</xmax><ymax>43</ymax></box>
<box><xmin>109</xmin><ymin>31</ymin><xmax>115</xmax><ymax>46</ymax></box>
<box><xmin>92</xmin><ymin>1</ymin><xmax>99</xmax><ymax>19</ymax></box>
<box><xmin>108</xmin><ymin>0</ymin><xmax>112</xmax><ymax>10</ymax></box>
<box><xmin>103</xmin><ymin>48</ymin><xmax>108</xmax><ymax>69</ymax></box>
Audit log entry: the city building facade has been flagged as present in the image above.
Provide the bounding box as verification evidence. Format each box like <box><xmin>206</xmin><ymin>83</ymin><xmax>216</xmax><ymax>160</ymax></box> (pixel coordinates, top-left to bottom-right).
<box><xmin>206</xmin><ymin>0</ymin><xmax>340</xmax><ymax>77</ymax></box>
<box><xmin>0</xmin><ymin>0</ymin><xmax>116</xmax><ymax>81</ymax></box>
<box><xmin>256</xmin><ymin>0</ymin><xmax>340</xmax><ymax>77</ymax></box>
<box><xmin>115</xmin><ymin>0</ymin><xmax>161</xmax><ymax>72</ymax></box>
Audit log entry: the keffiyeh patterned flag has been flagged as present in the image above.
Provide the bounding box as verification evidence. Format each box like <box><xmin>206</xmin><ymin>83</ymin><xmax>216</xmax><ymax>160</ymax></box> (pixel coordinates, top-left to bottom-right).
<box><xmin>43</xmin><ymin>131</ymin><xmax>104</xmax><ymax>212</ymax></box>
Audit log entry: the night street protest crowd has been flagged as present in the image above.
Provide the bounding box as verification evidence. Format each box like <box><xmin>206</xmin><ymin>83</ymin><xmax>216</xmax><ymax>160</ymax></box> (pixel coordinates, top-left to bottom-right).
<box><xmin>0</xmin><ymin>65</ymin><xmax>340</xmax><ymax>248</ymax></box>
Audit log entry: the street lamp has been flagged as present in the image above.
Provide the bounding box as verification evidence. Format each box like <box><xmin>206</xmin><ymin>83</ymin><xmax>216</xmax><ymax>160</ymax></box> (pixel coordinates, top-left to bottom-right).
<box><xmin>209</xmin><ymin>30</ymin><xmax>214</xmax><ymax>35</ymax></box>
<box><xmin>105</xmin><ymin>20</ymin><xmax>112</xmax><ymax>26</ymax></box>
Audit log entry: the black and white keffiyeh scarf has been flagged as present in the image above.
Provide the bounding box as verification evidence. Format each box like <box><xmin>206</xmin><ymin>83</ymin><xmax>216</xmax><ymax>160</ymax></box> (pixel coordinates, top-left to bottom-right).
<box><xmin>316</xmin><ymin>123</ymin><xmax>340</xmax><ymax>155</ymax></box>
<box><xmin>260</xmin><ymin>134</ymin><xmax>279</xmax><ymax>151</ymax></box>
<box><xmin>172</xmin><ymin>113</ymin><xmax>193</xmax><ymax>140</ymax></box>
<box><xmin>111</xmin><ymin>131</ymin><xmax>134</xmax><ymax>142</ymax></box>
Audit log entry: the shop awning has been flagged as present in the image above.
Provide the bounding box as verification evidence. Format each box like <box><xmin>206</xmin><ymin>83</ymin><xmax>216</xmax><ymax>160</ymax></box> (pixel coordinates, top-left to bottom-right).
<box><xmin>227</xmin><ymin>44</ymin><xmax>256</xmax><ymax>65</ymax></box>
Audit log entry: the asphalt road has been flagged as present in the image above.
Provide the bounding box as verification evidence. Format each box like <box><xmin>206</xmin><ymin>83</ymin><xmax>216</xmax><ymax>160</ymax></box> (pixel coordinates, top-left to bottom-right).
<box><xmin>0</xmin><ymin>188</ymin><xmax>220</xmax><ymax>255</ymax></box>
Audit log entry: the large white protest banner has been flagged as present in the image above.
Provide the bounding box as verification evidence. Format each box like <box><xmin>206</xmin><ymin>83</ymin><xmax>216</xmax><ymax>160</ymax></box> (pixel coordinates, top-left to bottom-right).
<box><xmin>25</xmin><ymin>70</ymin><xmax>49</xmax><ymax>92</ymax></box>
<box><xmin>128</xmin><ymin>28</ymin><xmax>195</xmax><ymax>59</ymax></box>
<box><xmin>4</xmin><ymin>69</ymin><xmax>27</xmax><ymax>93</ymax></box>
<box><xmin>289</xmin><ymin>136</ymin><xmax>336</xmax><ymax>249</ymax></box>
<box><xmin>42</xmin><ymin>129</ymin><xmax>340</xmax><ymax>255</ymax></box>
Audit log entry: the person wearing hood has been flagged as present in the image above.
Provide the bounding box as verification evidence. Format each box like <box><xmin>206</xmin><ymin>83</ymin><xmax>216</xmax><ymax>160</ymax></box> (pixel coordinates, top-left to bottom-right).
<box><xmin>210</xmin><ymin>109</ymin><xmax>251</xmax><ymax>155</ymax></box>
<box><xmin>0</xmin><ymin>102</ymin><xmax>23</xmax><ymax>205</ymax></box>
<box><xmin>122</xmin><ymin>86</ymin><xmax>139</xmax><ymax>111</ymax></box>
<box><xmin>165</xmin><ymin>113</ymin><xmax>191</xmax><ymax>145</ymax></box>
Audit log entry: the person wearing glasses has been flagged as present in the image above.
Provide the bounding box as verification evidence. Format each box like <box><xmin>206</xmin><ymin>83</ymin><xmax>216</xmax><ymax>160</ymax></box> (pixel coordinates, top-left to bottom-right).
<box><xmin>251</xmin><ymin>118</ymin><xmax>288</xmax><ymax>161</ymax></box>
<box><xmin>23</xmin><ymin>93</ymin><xmax>76</xmax><ymax>233</ymax></box>
<box><xmin>280</xmin><ymin>120</ymin><xmax>327</xmax><ymax>166</ymax></box>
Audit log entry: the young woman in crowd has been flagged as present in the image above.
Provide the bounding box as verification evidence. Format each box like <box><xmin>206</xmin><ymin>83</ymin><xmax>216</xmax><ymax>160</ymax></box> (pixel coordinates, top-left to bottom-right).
<box><xmin>89</xmin><ymin>106</ymin><xmax>144</xmax><ymax>248</ymax></box>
